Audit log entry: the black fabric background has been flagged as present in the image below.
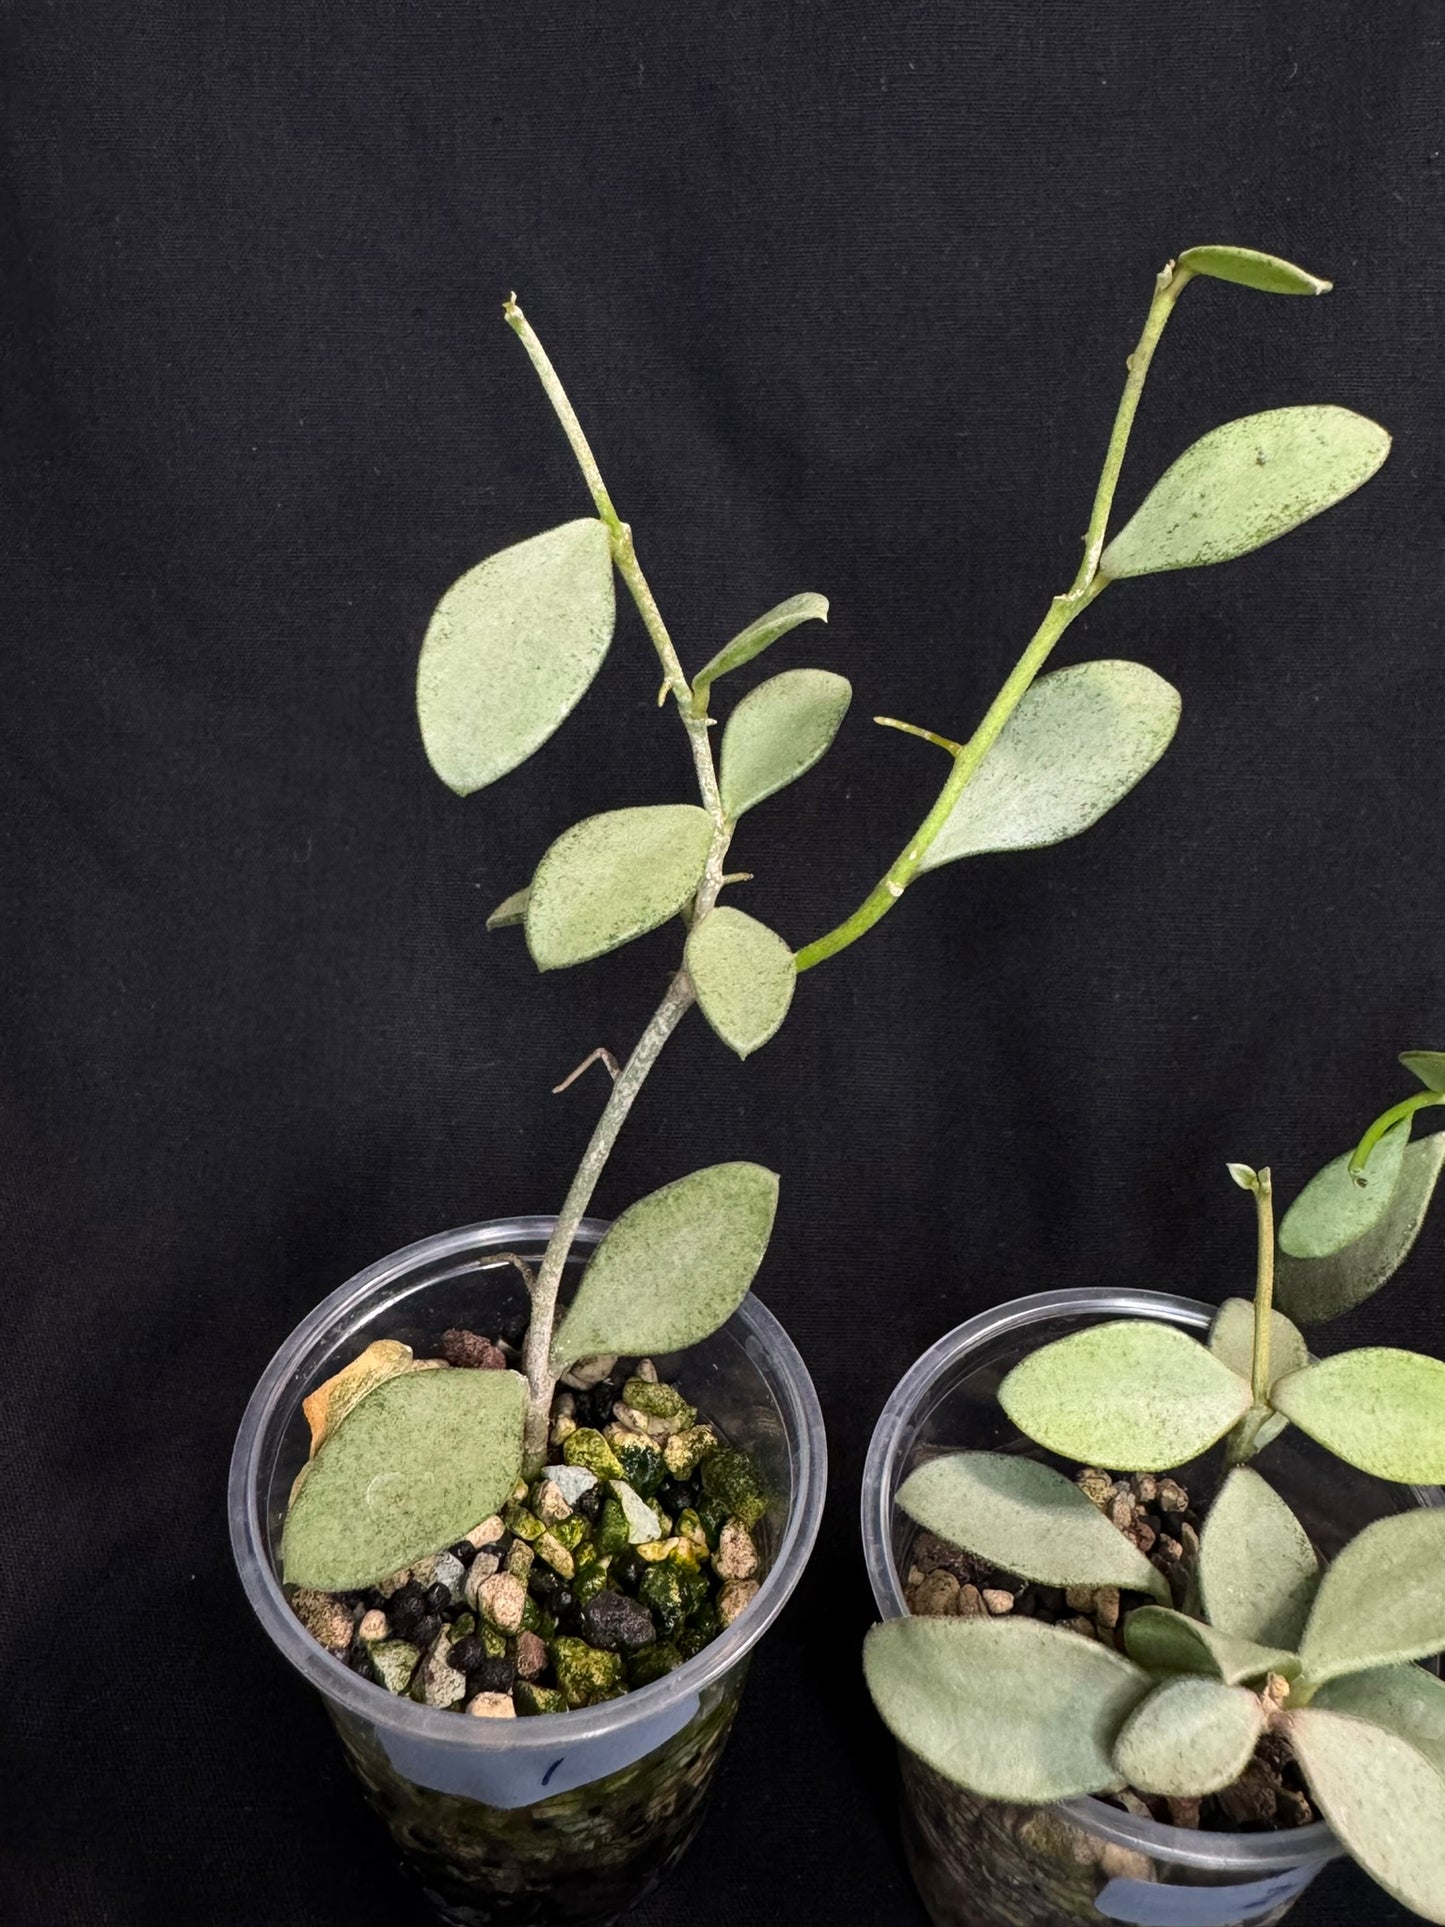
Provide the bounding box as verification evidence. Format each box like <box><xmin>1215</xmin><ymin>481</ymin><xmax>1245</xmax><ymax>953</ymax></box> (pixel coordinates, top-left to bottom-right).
<box><xmin>4</xmin><ymin>4</ymin><xmax>1444</xmax><ymax>1922</ymax></box>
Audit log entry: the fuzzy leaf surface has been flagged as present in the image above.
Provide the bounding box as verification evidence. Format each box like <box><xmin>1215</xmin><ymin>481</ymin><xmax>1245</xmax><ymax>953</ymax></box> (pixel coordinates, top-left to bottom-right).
<box><xmin>1275</xmin><ymin>1134</ymin><xmax>1445</xmax><ymax>1325</ymax></box>
<box><xmin>417</xmin><ymin>520</ymin><xmax>615</xmax><ymax>795</ymax></box>
<box><xmin>1315</xmin><ymin>1665</ymin><xmax>1445</xmax><ymax>1778</ymax></box>
<box><xmin>689</xmin><ymin>593</ymin><xmax>828</xmax><ymax>714</ymax></box>
<box><xmin>1113</xmin><ymin>1676</ymin><xmax>1266</xmax><ymax>1797</ymax></box>
<box><xmin>997</xmin><ymin>1321</ymin><xmax>1253</xmax><ymax>1471</ymax></box>
<box><xmin>1299</xmin><ymin>1509</ymin><xmax>1445</xmax><ymax>1685</ymax></box>
<box><xmin>525</xmin><ymin>805</ymin><xmax>713</xmax><ymax>970</ymax></box>
<box><xmin>896</xmin><ymin>1452</ymin><xmax>1169</xmax><ymax>1602</ymax></box>
<box><xmin>1206</xmin><ymin>1298</ymin><xmax>1306</xmax><ymax>1448</ymax></box>
<box><xmin>1272</xmin><ymin>1350</ymin><xmax>1445</xmax><ymax>1484</ymax></box>
<box><xmin>302</xmin><ymin>1338</ymin><xmax>416</xmax><ymax>1459</ymax></box>
<box><xmin>1123</xmin><ymin>1606</ymin><xmax>1297</xmax><ymax>1686</ymax></box>
<box><xmin>1402</xmin><ymin>1052</ymin><xmax>1445</xmax><ymax>1092</ymax></box>
<box><xmin>551</xmin><ymin>1162</ymin><xmax>779</xmax><ymax>1370</ymax></box>
<box><xmin>684</xmin><ymin>907</ymin><xmax>795</xmax><ymax>1059</ymax></box>
<box><xmin>863</xmin><ymin>1615</ymin><xmax>1149</xmax><ymax>1801</ymax></box>
<box><xmin>1178</xmin><ymin>245</ymin><xmax>1333</xmax><ymax>296</ymax></box>
<box><xmin>1278</xmin><ymin>1120</ymin><xmax>1410</xmax><ymax>1259</ymax></box>
<box><xmin>1286</xmin><ymin>1709</ymin><xmax>1445</xmax><ymax>1923</ymax></box>
<box><xmin>1199</xmin><ymin>1467</ymin><xmax>1318</xmax><ymax>1649</ymax></box>
<box><xmin>282</xmin><ymin>1367</ymin><xmax>527</xmax><ymax>1590</ymax></box>
<box><xmin>919</xmin><ymin>661</ymin><xmax>1179</xmax><ymax>871</ymax></box>
<box><xmin>1099</xmin><ymin>406</ymin><xmax>1390</xmax><ymax>578</ymax></box>
<box><xmin>485</xmin><ymin>887</ymin><xmax>530</xmax><ymax>930</ymax></box>
<box><xmin>718</xmin><ymin>668</ymin><xmax>851</xmax><ymax>819</ymax></box>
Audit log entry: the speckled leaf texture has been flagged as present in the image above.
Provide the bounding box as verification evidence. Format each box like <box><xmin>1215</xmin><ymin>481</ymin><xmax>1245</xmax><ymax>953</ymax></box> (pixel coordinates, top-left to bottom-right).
<box><xmin>863</xmin><ymin>1615</ymin><xmax>1149</xmax><ymax>1801</ymax></box>
<box><xmin>1315</xmin><ymin>1664</ymin><xmax>1445</xmax><ymax>1778</ymax></box>
<box><xmin>896</xmin><ymin>1451</ymin><xmax>1169</xmax><ymax>1600</ymax></box>
<box><xmin>1276</xmin><ymin>1134</ymin><xmax>1445</xmax><ymax>1325</ymax></box>
<box><xmin>1299</xmin><ymin>1509</ymin><xmax>1445</xmax><ymax>1685</ymax></box>
<box><xmin>1123</xmin><ymin>1606</ymin><xmax>1298</xmax><ymax>1687</ymax></box>
<box><xmin>690</xmin><ymin>592</ymin><xmax>828</xmax><ymax>714</ymax></box>
<box><xmin>416</xmin><ymin>519</ymin><xmax>615</xmax><ymax>795</ymax></box>
<box><xmin>919</xmin><ymin>660</ymin><xmax>1180</xmax><ymax>869</ymax></box>
<box><xmin>1278</xmin><ymin>1119</ymin><xmax>1410</xmax><ymax>1258</ymax></box>
<box><xmin>550</xmin><ymin>1161</ymin><xmax>779</xmax><ymax>1371</ymax></box>
<box><xmin>525</xmin><ymin>804</ymin><xmax>713</xmax><ymax>970</ymax></box>
<box><xmin>1271</xmin><ymin>1349</ymin><xmax>1445</xmax><ymax>1483</ymax></box>
<box><xmin>684</xmin><ymin>905</ymin><xmax>795</xmax><ymax>1058</ymax></box>
<box><xmin>1113</xmin><ymin>1677</ymin><xmax>1265</xmax><ymax>1797</ymax></box>
<box><xmin>998</xmin><ymin>1320</ymin><xmax>1253</xmax><ymax>1470</ymax></box>
<box><xmin>718</xmin><ymin>666</ymin><xmax>851</xmax><ymax>819</ymax></box>
<box><xmin>1198</xmin><ymin>1467</ymin><xmax>1318</xmax><ymax>1649</ymax></box>
<box><xmin>1286</xmin><ymin>1710</ymin><xmax>1445</xmax><ymax>1922</ymax></box>
<box><xmin>281</xmin><ymin>1366</ymin><xmax>528</xmax><ymax>1590</ymax></box>
<box><xmin>1099</xmin><ymin>405</ymin><xmax>1390</xmax><ymax>578</ymax></box>
<box><xmin>1177</xmin><ymin>244</ymin><xmax>1333</xmax><ymax>296</ymax></box>
<box><xmin>301</xmin><ymin>1337</ymin><xmax>415</xmax><ymax>1458</ymax></box>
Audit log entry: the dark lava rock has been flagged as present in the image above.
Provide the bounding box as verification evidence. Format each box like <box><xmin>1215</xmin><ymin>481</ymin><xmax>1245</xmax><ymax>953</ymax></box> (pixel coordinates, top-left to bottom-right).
<box><xmin>581</xmin><ymin>1589</ymin><xmax>657</xmax><ymax>1652</ymax></box>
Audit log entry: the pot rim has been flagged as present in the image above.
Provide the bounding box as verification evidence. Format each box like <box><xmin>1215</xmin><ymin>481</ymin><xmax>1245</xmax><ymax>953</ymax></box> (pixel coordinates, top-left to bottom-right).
<box><xmin>861</xmin><ymin>1285</ymin><xmax>1369</xmax><ymax>1873</ymax></box>
<box><xmin>229</xmin><ymin>1214</ymin><xmax>827</xmax><ymax>1756</ymax></box>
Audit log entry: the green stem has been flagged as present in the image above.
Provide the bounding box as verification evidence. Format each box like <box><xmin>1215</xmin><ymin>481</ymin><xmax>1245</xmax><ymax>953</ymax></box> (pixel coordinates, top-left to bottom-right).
<box><xmin>794</xmin><ymin>258</ymin><xmax>1195</xmax><ymax>974</ymax></box>
<box><xmin>1348</xmin><ymin>1091</ymin><xmax>1445</xmax><ymax>1183</ymax></box>
<box><xmin>1250</xmin><ymin>1166</ymin><xmax>1275</xmax><ymax>1406</ymax></box>
<box><xmin>874</xmin><ymin>716</ymin><xmax>965</xmax><ymax>754</ymax></box>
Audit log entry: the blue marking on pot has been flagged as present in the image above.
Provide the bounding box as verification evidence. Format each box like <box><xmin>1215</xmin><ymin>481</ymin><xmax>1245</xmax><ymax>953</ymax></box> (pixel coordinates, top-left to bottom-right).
<box><xmin>542</xmin><ymin>1757</ymin><xmax>565</xmax><ymax>1786</ymax></box>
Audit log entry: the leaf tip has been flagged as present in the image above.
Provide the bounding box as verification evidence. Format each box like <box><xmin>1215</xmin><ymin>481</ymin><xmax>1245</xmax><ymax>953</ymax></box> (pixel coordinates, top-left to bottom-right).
<box><xmin>1227</xmin><ymin>1161</ymin><xmax>1259</xmax><ymax>1192</ymax></box>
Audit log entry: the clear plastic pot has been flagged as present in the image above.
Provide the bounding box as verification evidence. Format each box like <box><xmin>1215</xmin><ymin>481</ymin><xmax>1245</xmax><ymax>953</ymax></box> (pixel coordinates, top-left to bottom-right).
<box><xmin>861</xmin><ymin>1286</ymin><xmax>1444</xmax><ymax>1927</ymax></box>
<box><xmin>230</xmin><ymin>1215</ymin><xmax>826</xmax><ymax>1926</ymax></box>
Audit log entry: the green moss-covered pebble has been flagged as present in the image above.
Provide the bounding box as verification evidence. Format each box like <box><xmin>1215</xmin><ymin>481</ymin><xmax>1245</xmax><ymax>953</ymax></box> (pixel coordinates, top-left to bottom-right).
<box><xmin>623</xmin><ymin>1378</ymin><xmax>697</xmax><ymax>1428</ymax></box>
<box><xmin>369</xmin><ymin>1639</ymin><xmax>421</xmax><ymax>1695</ymax></box>
<box><xmin>552</xmin><ymin>1513</ymin><xmax>588</xmax><ymax>1552</ymax></box>
<box><xmin>563</xmin><ymin>1427</ymin><xmax>625</xmax><ymax>1480</ymax></box>
<box><xmin>610</xmin><ymin>1431</ymin><xmax>666</xmax><ymax>1497</ymax></box>
<box><xmin>628</xmin><ymin>1642</ymin><xmax>683</xmax><ymax>1687</ymax></box>
<box><xmin>535</xmin><ymin>1530</ymin><xmax>575</xmax><ymax>1578</ymax></box>
<box><xmin>697</xmin><ymin>1497</ymin><xmax>730</xmax><ymax>1547</ymax></box>
<box><xmin>503</xmin><ymin>1503</ymin><xmax>544</xmax><ymax>1543</ymax></box>
<box><xmin>700</xmin><ymin>1449</ymin><xmax>767</xmax><ymax>1530</ymax></box>
<box><xmin>514</xmin><ymin>1680</ymin><xmax>567</xmax><ymax>1716</ymax></box>
<box><xmin>553</xmin><ymin>1635</ymin><xmax>627</xmax><ymax>1708</ymax></box>
<box><xmin>595</xmin><ymin>1495</ymin><xmax>632</xmax><ymax>1558</ymax></box>
<box><xmin>664</xmin><ymin>1424</ymin><xmax>719</xmax><ymax>1479</ymax></box>
<box><xmin>638</xmin><ymin>1562</ymin><xmax>688</xmax><ymax>1639</ymax></box>
<box><xmin>574</xmin><ymin>1557</ymin><xmax>611</xmax><ymax>1606</ymax></box>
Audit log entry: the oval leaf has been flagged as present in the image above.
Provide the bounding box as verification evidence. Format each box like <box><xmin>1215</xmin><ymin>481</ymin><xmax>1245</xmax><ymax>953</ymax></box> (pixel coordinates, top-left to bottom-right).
<box><xmin>919</xmin><ymin>662</ymin><xmax>1180</xmax><ymax>870</ymax></box>
<box><xmin>998</xmin><ymin>1322</ymin><xmax>1253</xmax><ymax>1471</ymax></box>
<box><xmin>1099</xmin><ymin>406</ymin><xmax>1390</xmax><ymax>579</ymax></box>
<box><xmin>1278</xmin><ymin>1119</ymin><xmax>1410</xmax><ymax>1259</ymax></box>
<box><xmin>282</xmin><ymin>1366</ymin><xmax>528</xmax><ymax>1590</ymax></box>
<box><xmin>1124</xmin><ymin>1606</ymin><xmax>1298</xmax><ymax>1686</ymax></box>
<box><xmin>1276</xmin><ymin>1133</ymin><xmax>1445</xmax><ymax>1325</ymax></box>
<box><xmin>684</xmin><ymin>907</ymin><xmax>796</xmax><ymax>1059</ymax></box>
<box><xmin>417</xmin><ymin>520</ymin><xmax>615</xmax><ymax>796</ymax></box>
<box><xmin>1286</xmin><ymin>1709</ymin><xmax>1445</xmax><ymax>1923</ymax></box>
<box><xmin>1114</xmin><ymin>1676</ymin><xmax>1266</xmax><ymax>1797</ymax></box>
<box><xmin>719</xmin><ymin>668</ymin><xmax>851</xmax><ymax>820</ymax></box>
<box><xmin>550</xmin><ymin>1162</ymin><xmax>779</xmax><ymax>1371</ymax></box>
<box><xmin>1315</xmin><ymin>1665</ymin><xmax>1445</xmax><ymax>1778</ymax></box>
<box><xmin>525</xmin><ymin>805</ymin><xmax>713</xmax><ymax>970</ymax></box>
<box><xmin>1403</xmin><ymin>1051</ymin><xmax>1445</xmax><ymax>1093</ymax></box>
<box><xmin>690</xmin><ymin>593</ymin><xmax>829</xmax><ymax>716</ymax></box>
<box><xmin>863</xmin><ymin>1615</ymin><xmax>1150</xmax><ymax>1802</ymax></box>
<box><xmin>302</xmin><ymin>1338</ymin><xmax>416</xmax><ymax>1459</ymax></box>
<box><xmin>897</xmin><ymin>1452</ymin><xmax>1170</xmax><ymax>1602</ymax></box>
<box><xmin>1178</xmin><ymin>245</ymin><xmax>1333</xmax><ymax>297</ymax></box>
<box><xmin>485</xmin><ymin>886</ymin><xmax>530</xmax><ymax>931</ymax></box>
<box><xmin>1207</xmin><ymin>1296</ymin><xmax>1309</xmax><ymax>1387</ymax></box>
<box><xmin>1199</xmin><ymin>1467</ymin><xmax>1318</xmax><ymax>1650</ymax></box>
<box><xmin>1300</xmin><ymin>1509</ymin><xmax>1445</xmax><ymax>1685</ymax></box>
<box><xmin>1271</xmin><ymin>1349</ymin><xmax>1445</xmax><ymax>1484</ymax></box>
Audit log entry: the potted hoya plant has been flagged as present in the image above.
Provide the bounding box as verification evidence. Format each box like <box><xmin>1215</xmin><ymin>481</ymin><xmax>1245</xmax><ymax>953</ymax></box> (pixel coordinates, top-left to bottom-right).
<box><xmin>864</xmin><ymin>1052</ymin><xmax>1445</xmax><ymax>1927</ymax></box>
<box><xmin>230</xmin><ymin>243</ymin><xmax>1387</xmax><ymax>1926</ymax></box>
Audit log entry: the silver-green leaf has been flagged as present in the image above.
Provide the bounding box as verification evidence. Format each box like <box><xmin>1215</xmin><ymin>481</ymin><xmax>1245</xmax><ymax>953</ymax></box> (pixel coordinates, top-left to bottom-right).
<box><xmin>1276</xmin><ymin>1134</ymin><xmax>1445</xmax><ymax>1325</ymax></box>
<box><xmin>1178</xmin><ymin>245</ymin><xmax>1333</xmax><ymax>297</ymax></box>
<box><xmin>1271</xmin><ymin>1350</ymin><xmax>1445</xmax><ymax>1484</ymax></box>
<box><xmin>486</xmin><ymin>886</ymin><xmax>530</xmax><ymax>930</ymax></box>
<box><xmin>1278</xmin><ymin>1119</ymin><xmax>1411</xmax><ymax>1259</ymax></box>
<box><xmin>550</xmin><ymin>1162</ymin><xmax>779</xmax><ymax>1371</ymax></box>
<box><xmin>997</xmin><ymin>1322</ymin><xmax>1253</xmax><ymax>1471</ymax></box>
<box><xmin>689</xmin><ymin>593</ymin><xmax>829</xmax><ymax>716</ymax></box>
<box><xmin>719</xmin><ymin>668</ymin><xmax>851</xmax><ymax>820</ymax></box>
<box><xmin>863</xmin><ymin>1615</ymin><xmax>1150</xmax><ymax>1802</ymax></box>
<box><xmin>417</xmin><ymin>520</ymin><xmax>615</xmax><ymax>796</ymax></box>
<box><xmin>895</xmin><ymin>1452</ymin><xmax>1170</xmax><ymax>1603</ymax></box>
<box><xmin>1113</xmin><ymin>1676</ymin><xmax>1266</xmax><ymax>1797</ymax></box>
<box><xmin>918</xmin><ymin>661</ymin><xmax>1180</xmax><ymax>871</ymax></box>
<box><xmin>1286</xmin><ymin>1709</ymin><xmax>1445</xmax><ymax>1923</ymax></box>
<box><xmin>1207</xmin><ymin>1296</ymin><xmax>1309</xmax><ymax>1406</ymax></box>
<box><xmin>1099</xmin><ymin>406</ymin><xmax>1390</xmax><ymax>579</ymax></box>
<box><xmin>1299</xmin><ymin>1509</ymin><xmax>1445</xmax><ymax>1685</ymax></box>
<box><xmin>1314</xmin><ymin>1665</ymin><xmax>1445</xmax><ymax>1779</ymax></box>
<box><xmin>684</xmin><ymin>907</ymin><xmax>795</xmax><ymax>1059</ymax></box>
<box><xmin>281</xmin><ymin>1367</ymin><xmax>527</xmax><ymax>1590</ymax></box>
<box><xmin>525</xmin><ymin>805</ymin><xmax>713</xmax><ymax>971</ymax></box>
<box><xmin>1123</xmin><ymin>1606</ymin><xmax>1298</xmax><ymax>1687</ymax></box>
<box><xmin>1402</xmin><ymin>1051</ymin><xmax>1445</xmax><ymax>1093</ymax></box>
<box><xmin>1199</xmin><ymin>1467</ymin><xmax>1318</xmax><ymax>1650</ymax></box>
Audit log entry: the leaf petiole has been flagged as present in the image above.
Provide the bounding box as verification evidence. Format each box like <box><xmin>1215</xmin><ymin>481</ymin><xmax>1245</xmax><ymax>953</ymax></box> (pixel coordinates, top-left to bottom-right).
<box><xmin>1348</xmin><ymin>1091</ymin><xmax>1445</xmax><ymax>1184</ymax></box>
